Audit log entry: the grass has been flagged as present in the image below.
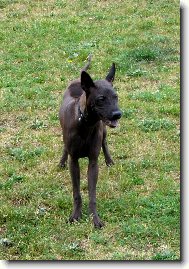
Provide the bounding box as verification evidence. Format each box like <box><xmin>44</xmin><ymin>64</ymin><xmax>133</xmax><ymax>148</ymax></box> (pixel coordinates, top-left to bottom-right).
<box><xmin>0</xmin><ymin>0</ymin><xmax>180</xmax><ymax>261</ymax></box>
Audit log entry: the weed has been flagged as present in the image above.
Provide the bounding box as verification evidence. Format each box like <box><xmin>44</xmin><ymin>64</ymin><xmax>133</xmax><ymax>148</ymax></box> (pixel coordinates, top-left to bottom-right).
<box><xmin>122</xmin><ymin>109</ymin><xmax>137</xmax><ymax>119</ymax></box>
<box><xmin>8</xmin><ymin>147</ymin><xmax>44</xmax><ymax>162</ymax></box>
<box><xmin>126</xmin><ymin>68</ymin><xmax>147</xmax><ymax>77</ymax></box>
<box><xmin>0</xmin><ymin>174</ymin><xmax>24</xmax><ymax>190</ymax></box>
<box><xmin>30</xmin><ymin>119</ymin><xmax>48</xmax><ymax>130</ymax></box>
<box><xmin>129</xmin><ymin>46</ymin><xmax>160</xmax><ymax>62</ymax></box>
<box><xmin>152</xmin><ymin>250</ymin><xmax>177</xmax><ymax>260</ymax></box>
<box><xmin>138</xmin><ymin>118</ymin><xmax>175</xmax><ymax>132</ymax></box>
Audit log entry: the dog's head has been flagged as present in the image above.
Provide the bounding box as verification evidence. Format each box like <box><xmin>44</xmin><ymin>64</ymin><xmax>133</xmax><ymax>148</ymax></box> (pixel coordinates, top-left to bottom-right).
<box><xmin>81</xmin><ymin>63</ymin><xmax>122</xmax><ymax>128</ymax></box>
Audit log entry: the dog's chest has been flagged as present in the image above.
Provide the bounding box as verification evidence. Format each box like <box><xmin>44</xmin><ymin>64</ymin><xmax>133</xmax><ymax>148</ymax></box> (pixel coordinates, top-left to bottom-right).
<box><xmin>68</xmin><ymin>125</ymin><xmax>103</xmax><ymax>158</ymax></box>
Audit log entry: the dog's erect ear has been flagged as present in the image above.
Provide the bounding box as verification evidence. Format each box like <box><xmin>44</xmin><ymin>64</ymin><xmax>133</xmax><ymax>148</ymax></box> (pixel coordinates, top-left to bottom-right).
<box><xmin>106</xmin><ymin>63</ymin><xmax>116</xmax><ymax>83</ymax></box>
<box><xmin>81</xmin><ymin>71</ymin><xmax>95</xmax><ymax>94</ymax></box>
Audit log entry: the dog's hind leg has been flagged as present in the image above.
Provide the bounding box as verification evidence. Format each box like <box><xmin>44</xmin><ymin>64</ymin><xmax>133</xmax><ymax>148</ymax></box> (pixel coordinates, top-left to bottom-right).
<box><xmin>69</xmin><ymin>157</ymin><xmax>82</xmax><ymax>222</ymax></box>
<box><xmin>102</xmin><ymin>125</ymin><xmax>114</xmax><ymax>166</ymax></box>
<box><xmin>59</xmin><ymin>148</ymin><xmax>68</xmax><ymax>168</ymax></box>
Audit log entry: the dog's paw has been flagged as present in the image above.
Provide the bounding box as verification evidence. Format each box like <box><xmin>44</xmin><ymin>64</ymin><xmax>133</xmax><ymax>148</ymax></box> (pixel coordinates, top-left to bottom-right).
<box><xmin>93</xmin><ymin>216</ymin><xmax>105</xmax><ymax>229</ymax></box>
<box><xmin>59</xmin><ymin>161</ymin><xmax>67</xmax><ymax>169</ymax></box>
<box><xmin>69</xmin><ymin>211</ymin><xmax>82</xmax><ymax>223</ymax></box>
<box><xmin>105</xmin><ymin>158</ymin><xmax>114</xmax><ymax>167</ymax></box>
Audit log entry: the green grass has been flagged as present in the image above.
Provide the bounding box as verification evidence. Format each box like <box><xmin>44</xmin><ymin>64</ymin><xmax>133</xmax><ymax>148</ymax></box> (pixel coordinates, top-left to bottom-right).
<box><xmin>0</xmin><ymin>0</ymin><xmax>180</xmax><ymax>261</ymax></box>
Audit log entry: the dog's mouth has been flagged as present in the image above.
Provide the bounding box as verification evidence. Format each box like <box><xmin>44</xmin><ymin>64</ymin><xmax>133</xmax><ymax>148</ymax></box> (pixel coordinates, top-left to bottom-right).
<box><xmin>104</xmin><ymin>119</ymin><xmax>119</xmax><ymax>128</ymax></box>
<box><xmin>97</xmin><ymin>112</ymin><xmax>121</xmax><ymax>128</ymax></box>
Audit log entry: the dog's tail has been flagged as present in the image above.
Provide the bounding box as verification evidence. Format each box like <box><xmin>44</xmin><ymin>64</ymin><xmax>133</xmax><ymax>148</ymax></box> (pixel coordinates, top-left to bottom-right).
<box><xmin>81</xmin><ymin>54</ymin><xmax>92</xmax><ymax>73</ymax></box>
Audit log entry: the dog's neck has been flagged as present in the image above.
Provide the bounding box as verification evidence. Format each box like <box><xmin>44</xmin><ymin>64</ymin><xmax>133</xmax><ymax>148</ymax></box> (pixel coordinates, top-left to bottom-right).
<box><xmin>78</xmin><ymin>93</ymin><xmax>99</xmax><ymax>126</ymax></box>
<box><xmin>78</xmin><ymin>106</ymin><xmax>88</xmax><ymax>123</ymax></box>
<box><xmin>78</xmin><ymin>92</ymin><xmax>88</xmax><ymax>122</ymax></box>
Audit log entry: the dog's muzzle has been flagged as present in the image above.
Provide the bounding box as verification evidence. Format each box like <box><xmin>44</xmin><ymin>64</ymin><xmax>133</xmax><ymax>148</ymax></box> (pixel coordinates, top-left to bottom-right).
<box><xmin>105</xmin><ymin>110</ymin><xmax>122</xmax><ymax>128</ymax></box>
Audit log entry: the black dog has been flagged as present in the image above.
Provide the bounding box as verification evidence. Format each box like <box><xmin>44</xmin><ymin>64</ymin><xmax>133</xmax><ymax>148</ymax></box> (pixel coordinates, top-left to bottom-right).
<box><xmin>59</xmin><ymin>56</ymin><xmax>122</xmax><ymax>228</ymax></box>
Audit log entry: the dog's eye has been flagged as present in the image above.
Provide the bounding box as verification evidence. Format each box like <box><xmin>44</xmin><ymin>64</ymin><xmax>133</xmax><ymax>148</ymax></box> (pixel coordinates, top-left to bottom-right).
<box><xmin>98</xmin><ymin>96</ymin><xmax>105</xmax><ymax>100</ymax></box>
<box><xmin>113</xmin><ymin>94</ymin><xmax>118</xmax><ymax>100</ymax></box>
<box><xmin>96</xmin><ymin>96</ymin><xmax>105</xmax><ymax>103</ymax></box>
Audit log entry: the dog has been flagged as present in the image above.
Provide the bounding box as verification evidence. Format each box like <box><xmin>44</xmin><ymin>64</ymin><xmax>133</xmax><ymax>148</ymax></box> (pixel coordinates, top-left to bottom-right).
<box><xmin>59</xmin><ymin>56</ymin><xmax>122</xmax><ymax>228</ymax></box>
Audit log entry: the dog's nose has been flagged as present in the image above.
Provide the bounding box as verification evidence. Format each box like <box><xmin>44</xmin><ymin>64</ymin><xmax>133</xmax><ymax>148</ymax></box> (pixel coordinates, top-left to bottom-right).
<box><xmin>111</xmin><ymin>111</ymin><xmax>122</xmax><ymax>120</ymax></box>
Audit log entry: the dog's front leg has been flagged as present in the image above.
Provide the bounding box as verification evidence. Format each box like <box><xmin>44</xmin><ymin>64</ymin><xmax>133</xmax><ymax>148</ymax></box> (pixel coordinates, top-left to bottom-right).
<box><xmin>102</xmin><ymin>125</ymin><xmax>114</xmax><ymax>166</ymax></box>
<box><xmin>102</xmin><ymin>138</ymin><xmax>114</xmax><ymax>167</ymax></box>
<box><xmin>88</xmin><ymin>159</ymin><xmax>104</xmax><ymax>228</ymax></box>
<box><xmin>69</xmin><ymin>157</ymin><xmax>82</xmax><ymax>222</ymax></box>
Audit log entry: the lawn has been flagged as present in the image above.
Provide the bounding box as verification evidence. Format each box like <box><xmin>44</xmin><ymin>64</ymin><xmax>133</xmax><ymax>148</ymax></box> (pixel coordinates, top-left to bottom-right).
<box><xmin>0</xmin><ymin>0</ymin><xmax>180</xmax><ymax>260</ymax></box>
